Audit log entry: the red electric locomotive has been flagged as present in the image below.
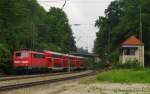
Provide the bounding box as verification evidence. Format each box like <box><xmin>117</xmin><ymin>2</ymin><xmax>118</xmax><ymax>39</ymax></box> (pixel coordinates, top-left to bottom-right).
<box><xmin>13</xmin><ymin>50</ymin><xmax>46</xmax><ymax>72</ymax></box>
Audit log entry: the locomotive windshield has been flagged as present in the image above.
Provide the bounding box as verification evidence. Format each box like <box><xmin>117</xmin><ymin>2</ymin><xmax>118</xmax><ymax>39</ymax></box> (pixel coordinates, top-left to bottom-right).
<box><xmin>15</xmin><ymin>52</ymin><xmax>29</xmax><ymax>57</ymax></box>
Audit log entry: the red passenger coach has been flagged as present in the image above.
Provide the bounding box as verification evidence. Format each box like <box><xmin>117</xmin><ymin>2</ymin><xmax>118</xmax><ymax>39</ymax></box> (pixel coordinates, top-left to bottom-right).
<box><xmin>61</xmin><ymin>54</ymin><xmax>69</xmax><ymax>70</ymax></box>
<box><xmin>44</xmin><ymin>51</ymin><xmax>64</xmax><ymax>70</ymax></box>
<box><xmin>76</xmin><ymin>56</ymin><xmax>81</xmax><ymax>69</ymax></box>
<box><xmin>13</xmin><ymin>50</ymin><xmax>46</xmax><ymax>70</ymax></box>
<box><xmin>74</xmin><ymin>56</ymin><xmax>85</xmax><ymax>69</ymax></box>
<box><xmin>68</xmin><ymin>55</ymin><xmax>77</xmax><ymax>70</ymax></box>
<box><xmin>79</xmin><ymin>57</ymin><xmax>86</xmax><ymax>69</ymax></box>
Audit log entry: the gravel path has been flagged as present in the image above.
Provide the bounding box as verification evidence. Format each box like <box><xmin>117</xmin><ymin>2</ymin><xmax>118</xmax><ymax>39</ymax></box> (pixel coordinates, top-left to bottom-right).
<box><xmin>0</xmin><ymin>76</ymin><xmax>150</xmax><ymax>94</ymax></box>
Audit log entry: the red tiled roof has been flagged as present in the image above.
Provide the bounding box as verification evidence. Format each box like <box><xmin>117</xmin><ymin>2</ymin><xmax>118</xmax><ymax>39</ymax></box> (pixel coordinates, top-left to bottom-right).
<box><xmin>122</xmin><ymin>36</ymin><xmax>144</xmax><ymax>45</ymax></box>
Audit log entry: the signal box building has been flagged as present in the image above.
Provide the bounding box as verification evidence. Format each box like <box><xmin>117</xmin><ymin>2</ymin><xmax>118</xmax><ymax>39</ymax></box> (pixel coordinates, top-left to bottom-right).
<box><xmin>120</xmin><ymin>36</ymin><xmax>144</xmax><ymax>67</ymax></box>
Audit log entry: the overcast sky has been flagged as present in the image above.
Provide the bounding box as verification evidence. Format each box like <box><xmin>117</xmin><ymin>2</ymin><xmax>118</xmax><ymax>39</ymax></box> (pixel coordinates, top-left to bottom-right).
<box><xmin>37</xmin><ymin>0</ymin><xmax>113</xmax><ymax>53</ymax></box>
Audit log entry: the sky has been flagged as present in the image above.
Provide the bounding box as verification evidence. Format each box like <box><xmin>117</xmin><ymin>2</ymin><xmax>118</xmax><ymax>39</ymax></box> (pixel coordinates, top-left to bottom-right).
<box><xmin>37</xmin><ymin>0</ymin><xmax>113</xmax><ymax>53</ymax></box>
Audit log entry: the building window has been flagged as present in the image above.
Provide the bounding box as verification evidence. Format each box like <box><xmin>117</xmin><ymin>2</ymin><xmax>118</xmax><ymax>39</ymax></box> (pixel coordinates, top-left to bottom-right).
<box><xmin>130</xmin><ymin>49</ymin><xmax>136</xmax><ymax>55</ymax></box>
<box><xmin>124</xmin><ymin>48</ymin><xmax>136</xmax><ymax>55</ymax></box>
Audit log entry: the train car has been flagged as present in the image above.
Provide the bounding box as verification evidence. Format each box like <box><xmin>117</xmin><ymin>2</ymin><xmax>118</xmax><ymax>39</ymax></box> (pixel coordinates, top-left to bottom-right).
<box><xmin>68</xmin><ymin>55</ymin><xmax>78</xmax><ymax>70</ymax></box>
<box><xmin>75</xmin><ymin>56</ymin><xmax>85</xmax><ymax>69</ymax></box>
<box><xmin>61</xmin><ymin>54</ymin><xmax>69</xmax><ymax>71</ymax></box>
<box><xmin>75</xmin><ymin>56</ymin><xmax>81</xmax><ymax>69</ymax></box>
<box><xmin>13</xmin><ymin>50</ymin><xmax>47</xmax><ymax>72</ymax></box>
<box><xmin>44</xmin><ymin>51</ymin><xmax>53</xmax><ymax>70</ymax></box>
<box><xmin>79</xmin><ymin>56</ymin><xmax>86</xmax><ymax>69</ymax></box>
<box><xmin>13</xmin><ymin>49</ymin><xmax>86</xmax><ymax>73</ymax></box>
<box><xmin>44</xmin><ymin>51</ymin><xmax>64</xmax><ymax>71</ymax></box>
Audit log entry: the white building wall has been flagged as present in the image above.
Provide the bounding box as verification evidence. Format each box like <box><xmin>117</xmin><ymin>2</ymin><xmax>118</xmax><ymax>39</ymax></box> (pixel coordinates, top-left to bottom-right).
<box><xmin>120</xmin><ymin>45</ymin><xmax>144</xmax><ymax>67</ymax></box>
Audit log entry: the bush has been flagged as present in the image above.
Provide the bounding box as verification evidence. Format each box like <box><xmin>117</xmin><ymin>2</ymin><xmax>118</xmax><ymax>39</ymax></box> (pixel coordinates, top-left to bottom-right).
<box><xmin>109</xmin><ymin>51</ymin><xmax>119</xmax><ymax>64</ymax></box>
<box><xmin>0</xmin><ymin>63</ymin><xmax>14</xmax><ymax>74</ymax></box>
<box><xmin>85</xmin><ymin>59</ymin><xmax>106</xmax><ymax>70</ymax></box>
<box><xmin>0</xmin><ymin>44</ymin><xmax>14</xmax><ymax>74</ymax></box>
<box><xmin>113</xmin><ymin>60</ymin><xmax>142</xmax><ymax>69</ymax></box>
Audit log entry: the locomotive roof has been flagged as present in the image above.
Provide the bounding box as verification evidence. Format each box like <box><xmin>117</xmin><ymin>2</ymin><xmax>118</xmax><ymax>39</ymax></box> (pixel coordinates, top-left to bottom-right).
<box><xmin>15</xmin><ymin>50</ymin><xmax>45</xmax><ymax>54</ymax></box>
<box><xmin>16</xmin><ymin>50</ymin><xmax>84</xmax><ymax>58</ymax></box>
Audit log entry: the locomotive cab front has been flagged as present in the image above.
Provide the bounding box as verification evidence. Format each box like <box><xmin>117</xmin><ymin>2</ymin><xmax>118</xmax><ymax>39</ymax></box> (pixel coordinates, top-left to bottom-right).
<box><xmin>13</xmin><ymin>50</ymin><xmax>31</xmax><ymax>68</ymax></box>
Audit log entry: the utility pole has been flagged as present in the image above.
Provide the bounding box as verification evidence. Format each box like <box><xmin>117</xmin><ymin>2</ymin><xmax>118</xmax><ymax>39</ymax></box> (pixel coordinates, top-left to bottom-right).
<box><xmin>139</xmin><ymin>6</ymin><xmax>144</xmax><ymax>67</ymax></box>
<box><xmin>32</xmin><ymin>22</ymin><xmax>35</xmax><ymax>50</ymax></box>
<box><xmin>139</xmin><ymin>6</ymin><xmax>142</xmax><ymax>41</ymax></box>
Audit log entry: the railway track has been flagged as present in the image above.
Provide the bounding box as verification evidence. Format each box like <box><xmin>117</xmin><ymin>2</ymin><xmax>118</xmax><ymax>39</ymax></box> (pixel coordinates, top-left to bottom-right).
<box><xmin>0</xmin><ymin>71</ymin><xmax>83</xmax><ymax>81</ymax></box>
<box><xmin>0</xmin><ymin>70</ymin><xmax>96</xmax><ymax>91</ymax></box>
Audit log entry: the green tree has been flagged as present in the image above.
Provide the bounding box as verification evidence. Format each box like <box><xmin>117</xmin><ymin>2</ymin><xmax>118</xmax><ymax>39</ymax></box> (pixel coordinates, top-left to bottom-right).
<box><xmin>0</xmin><ymin>0</ymin><xmax>76</xmax><ymax>73</ymax></box>
<box><xmin>94</xmin><ymin>0</ymin><xmax>150</xmax><ymax>64</ymax></box>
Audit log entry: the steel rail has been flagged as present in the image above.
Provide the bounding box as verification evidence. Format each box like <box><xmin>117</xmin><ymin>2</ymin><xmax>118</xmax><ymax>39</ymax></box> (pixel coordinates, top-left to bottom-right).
<box><xmin>0</xmin><ymin>70</ymin><xmax>84</xmax><ymax>81</ymax></box>
<box><xmin>0</xmin><ymin>70</ymin><xmax>96</xmax><ymax>91</ymax></box>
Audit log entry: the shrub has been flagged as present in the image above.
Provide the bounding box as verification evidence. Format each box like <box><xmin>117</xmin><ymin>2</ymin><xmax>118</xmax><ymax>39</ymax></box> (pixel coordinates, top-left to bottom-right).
<box><xmin>85</xmin><ymin>59</ymin><xmax>106</xmax><ymax>70</ymax></box>
<box><xmin>0</xmin><ymin>44</ymin><xmax>14</xmax><ymax>74</ymax></box>
<box><xmin>114</xmin><ymin>59</ymin><xmax>142</xmax><ymax>69</ymax></box>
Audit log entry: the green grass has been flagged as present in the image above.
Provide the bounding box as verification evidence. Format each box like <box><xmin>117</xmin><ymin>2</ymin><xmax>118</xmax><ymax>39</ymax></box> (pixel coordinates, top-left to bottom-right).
<box><xmin>95</xmin><ymin>68</ymin><xmax>150</xmax><ymax>83</ymax></box>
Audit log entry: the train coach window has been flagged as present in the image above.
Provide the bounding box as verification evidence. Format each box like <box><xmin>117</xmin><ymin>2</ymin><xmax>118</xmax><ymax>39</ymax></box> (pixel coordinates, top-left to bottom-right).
<box><xmin>69</xmin><ymin>57</ymin><xmax>74</xmax><ymax>59</ymax></box>
<box><xmin>16</xmin><ymin>52</ymin><xmax>28</xmax><ymax>57</ymax></box>
<box><xmin>33</xmin><ymin>54</ymin><xmax>45</xmax><ymax>59</ymax></box>
<box><xmin>52</xmin><ymin>54</ymin><xmax>60</xmax><ymax>58</ymax></box>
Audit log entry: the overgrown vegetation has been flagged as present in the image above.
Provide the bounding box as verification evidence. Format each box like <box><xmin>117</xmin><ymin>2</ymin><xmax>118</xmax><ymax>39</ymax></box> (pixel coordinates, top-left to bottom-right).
<box><xmin>113</xmin><ymin>60</ymin><xmax>142</xmax><ymax>69</ymax></box>
<box><xmin>85</xmin><ymin>59</ymin><xmax>106</xmax><ymax>70</ymax></box>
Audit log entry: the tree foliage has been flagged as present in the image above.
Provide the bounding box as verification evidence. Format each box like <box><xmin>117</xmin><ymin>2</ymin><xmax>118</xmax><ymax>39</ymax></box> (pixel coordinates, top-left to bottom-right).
<box><xmin>0</xmin><ymin>0</ymin><xmax>76</xmax><ymax>73</ymax></box>
<box><xmin>94</xmin><ymin>0</ymin><xmax>150</xmax><ymax>64</ymax></box>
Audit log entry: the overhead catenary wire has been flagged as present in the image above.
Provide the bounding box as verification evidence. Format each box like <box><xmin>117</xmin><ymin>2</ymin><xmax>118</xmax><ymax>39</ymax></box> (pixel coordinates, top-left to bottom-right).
<box><xmin>37</xmin><ymin>0</ymin><xmax>111</xmax><ymax>4</ymax></box>
<box><xmin>61</xmin><ymin>0</ymin><xmax>69</xmax><ymax>9</ymax></box>
<box><xmin>37</xmin><ymin>0</ymin><xmax>67</xmax><ymax>3</ymax></box>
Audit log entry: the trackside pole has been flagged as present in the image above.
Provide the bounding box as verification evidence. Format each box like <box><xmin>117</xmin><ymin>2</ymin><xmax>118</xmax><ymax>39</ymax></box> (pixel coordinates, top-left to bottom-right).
<box><xmin>68</xmin><ymin>59</ymin><xmax>71</xmax><ymax>72</ymax></box>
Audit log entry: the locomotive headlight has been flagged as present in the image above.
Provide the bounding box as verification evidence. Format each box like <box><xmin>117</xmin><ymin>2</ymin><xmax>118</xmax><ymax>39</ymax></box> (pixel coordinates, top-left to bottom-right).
<box><xmin>14</xmin><ymin>61</ymin><xmax>20</xmax><ymax>63</ymax></box>
<box><xmin>22</xmin><ymin>61</ymin><xmax>28</xmax><ymax>63</ymax></box>
<box><xmin>14</xmin><ymin>61</ymin><xmax>28</xmax><ymax>63</ymax></box>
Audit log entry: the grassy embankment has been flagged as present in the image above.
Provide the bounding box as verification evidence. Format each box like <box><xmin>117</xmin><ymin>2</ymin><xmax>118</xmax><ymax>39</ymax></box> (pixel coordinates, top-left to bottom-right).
<box><xmin>82</xmin><ymin>68</ymin><xmax>150</xmax><ymax>83</ymax></box>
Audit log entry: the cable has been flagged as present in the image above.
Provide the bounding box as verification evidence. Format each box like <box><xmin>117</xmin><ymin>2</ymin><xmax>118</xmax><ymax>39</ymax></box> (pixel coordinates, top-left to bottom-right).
<box><xmin>37</xmin><ymin>0</ymin><xmax>69</xmax><ymax>9</ymax></box>
<box><xmin>37</xmin><ymin>0</ymin><xmax>111</xmax><ymax>4</ymax></box>
<box><xmin>61</xmin><ymin>0</ymin><xmax>69</xmax><ymax>9</ymax></box>
<box><xmin>37</xmin><ymin>0</ymin><xmax>65</xmax><ymax>2</ymax></box>
<box><xmin>37</xmin><ymin>0</ymin><xmax>69</xmax><ymax>3</ymax></box>
<box><xmin>71</xmin><ymin>24</ymin><xmax>94</xmax><ymax>26</ymax></box>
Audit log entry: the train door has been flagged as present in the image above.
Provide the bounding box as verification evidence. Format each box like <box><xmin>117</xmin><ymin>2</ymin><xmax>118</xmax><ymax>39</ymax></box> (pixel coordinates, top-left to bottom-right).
<box><xmin>47</xmin><ymin>57</ymin><xmax>53</xmax><ymax>68</ymax></box>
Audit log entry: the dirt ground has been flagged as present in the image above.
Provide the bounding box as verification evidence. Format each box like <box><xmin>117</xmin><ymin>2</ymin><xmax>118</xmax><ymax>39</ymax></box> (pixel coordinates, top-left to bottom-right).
<box><xmin>1</xmin><ymin>76</ymin><xmax>150</xmax><ymax>94</ymax></box>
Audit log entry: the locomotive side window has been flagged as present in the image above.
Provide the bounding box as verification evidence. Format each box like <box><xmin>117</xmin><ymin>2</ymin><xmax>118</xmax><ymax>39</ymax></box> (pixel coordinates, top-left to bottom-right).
<box><xmin>33</xmin><ymin>54</ymin><xmax>45</xmax><ymax>59</ymax></box>
<box><xmin>16</xmin><ymin>53</ymin><xmax>21</xmax><ymax>56</ymax></box>
<box><xmin>16</xmin><ymin>52</ymin><xmax>28</xmax><ymax>57</ymax></box>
